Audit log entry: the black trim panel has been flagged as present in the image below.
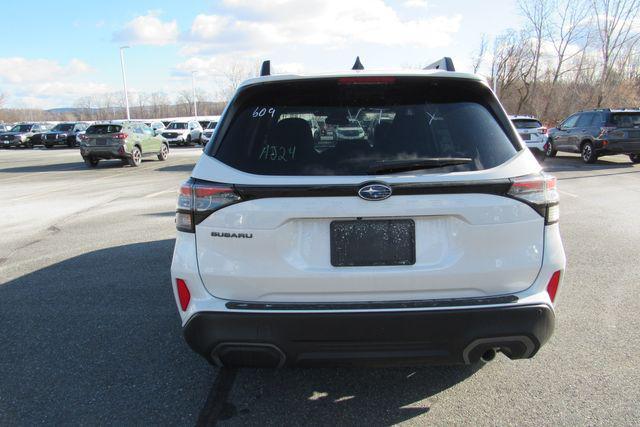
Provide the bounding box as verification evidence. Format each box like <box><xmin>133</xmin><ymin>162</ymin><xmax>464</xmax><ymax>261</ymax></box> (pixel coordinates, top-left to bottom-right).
<box><xmin>225</xmin><ymin>295</ymin><xmax>518</xmax><ymax>311</ymax></box>
<box><xmin>234</xmin><ymin>179</ymin><xmax>512</xmax><ymax>200</ymax></box>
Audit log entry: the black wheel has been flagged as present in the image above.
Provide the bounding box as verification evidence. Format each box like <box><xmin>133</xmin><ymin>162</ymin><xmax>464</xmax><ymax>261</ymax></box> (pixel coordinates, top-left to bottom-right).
<box><xmin>186</xmin><ymin>135</ymin><xmax>192</xmax><ymax>146</ymax></box>
<box><xmin>129</xmin><ymin>146</ymin><xmax>142</xmax><ymax>167</ymax></box>
<box><xmin>581</xmin><ymin>142</ymin><xmax>597</xmax><ymax>163</ymax></box>
<box><xmin>84</xmin><ymin>157</ymin><xmax>99</xmax><ymax>168</ymax></box>
<box><xmin>630</xmin><ymin>154</ymin><xmax>640</xmax><ymax>164</ymax></box>
<box><xmin>67</xmin><ymin>137</ymin><xmax>75</xmax><ymax>147</ymax></box>
<box><xmin>157</xmin><ymin>143</ymin><xmax>169</xmax><ymax>161</ymax></box>
<box><xmin>545</xmin><ymin>139</ymin><xmax>557</xmax><ymax>157</ymax></box>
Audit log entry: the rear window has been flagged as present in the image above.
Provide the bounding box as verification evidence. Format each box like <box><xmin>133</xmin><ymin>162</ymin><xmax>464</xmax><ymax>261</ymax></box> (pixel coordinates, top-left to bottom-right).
<box><xmin>512</xmin><ymin>119</ymin><xmax>542</xmax><ymax>129</ymax></box>
<box><xmin>167</xmin><ymin>122</ymin><xmax>188</xmax><ymax>130</ymax></box>
<box><xmin>611</xmin><ymin>113</ymin><xmax>640</xmax><ymax>127</ymax></box>
<box><xmin>86</xmin><ymin>124</ymin><xmax>122</xmax><ymax>134</ymax></box>
<box><xmin>52</xmin><ymin>123</ymin><xmax>75</xmax><ymax>132</ymax></box>
<box><xmin>209</xmin><ymin>77</ymin><xmax>519</xmax><ymax>176</ymax></box>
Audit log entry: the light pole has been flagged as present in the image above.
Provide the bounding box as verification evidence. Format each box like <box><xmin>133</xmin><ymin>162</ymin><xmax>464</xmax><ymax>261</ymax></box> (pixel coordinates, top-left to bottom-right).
<box><xmin>191</xmin><ymin>71</ymin><xmax>198</xmax><ymax>118</ymax></box>
<box><xmin>119</xmin><ymin>46</ymin><xmax>131</xmax><ymax>120</ymax></box>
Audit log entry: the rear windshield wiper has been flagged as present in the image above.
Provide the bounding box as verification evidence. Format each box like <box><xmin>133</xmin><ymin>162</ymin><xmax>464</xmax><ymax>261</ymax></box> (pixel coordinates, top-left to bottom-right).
<box><xmin>367</xmin><ymin>157</ymin><xmax>473</xmax><ymax>175</ymax></box>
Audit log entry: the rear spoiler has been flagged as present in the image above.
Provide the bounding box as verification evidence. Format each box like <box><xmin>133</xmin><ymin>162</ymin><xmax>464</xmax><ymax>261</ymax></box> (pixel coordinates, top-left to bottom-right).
<box><xmin>424</xmin><ymin>57</ymin><xmax>456</xmax><ymax>72</ymax></box>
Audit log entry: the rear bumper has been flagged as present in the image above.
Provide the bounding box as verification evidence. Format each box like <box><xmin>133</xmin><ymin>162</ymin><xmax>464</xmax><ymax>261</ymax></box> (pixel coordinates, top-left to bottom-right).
<box><xmin>80</xmin><ymin>146</ymin><xmax>129</xmax><ymax>160</ymax></box>
<box><xmin>183</xmin><ymin>303</ymin><xmax>554</xmax><ymax>367</ymax></box>
<box><xmin>596</xmin><ymin>139</ymin><xmax>640</xmax><ymax>154</ymax></box>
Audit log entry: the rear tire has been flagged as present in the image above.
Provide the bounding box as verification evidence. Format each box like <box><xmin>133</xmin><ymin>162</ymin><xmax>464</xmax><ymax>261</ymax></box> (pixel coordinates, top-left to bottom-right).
<box><xmin>129</xmin><ymin>146</ymin><xmax>142</xmax><ymax>167</ymax></box>
<box><xmin>545</xmin><ymin>139</ymin><xmax>557</xmax><ymax>157</ymax></box>
<box><xmin>157</xmin><ymin>143</ymin><xmax>169</xmax><ymax>161</ymax></box>
<box><xmin>84</xmin><ymin>157</ymin><xmax>99</xmax><ymax>168</ymax></box>
<box><xmin>630</xmin><ymin>154</ymin><xmax>640</xmax><ymax>164</ymax></box>
<box><xmin>581</xmin><ymin>142</ymin><xmax>597</xmax><ymax>164</ymax></box>
<box><xmin>186</xmin><ymin>135</ymin><xmax>192</xmax><ymax>146</ymax></box>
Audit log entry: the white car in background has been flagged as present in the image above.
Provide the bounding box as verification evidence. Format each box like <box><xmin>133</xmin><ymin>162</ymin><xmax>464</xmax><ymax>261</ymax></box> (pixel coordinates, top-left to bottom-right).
<box><xmin>161</xmin><ymin>120</ymin><xmax>203</xmax><ymax>146</ymax></box>
<box><xmin>509</xmin><ymin>115</ymin><xmax>548</xmax><ymax>162</ymax></box>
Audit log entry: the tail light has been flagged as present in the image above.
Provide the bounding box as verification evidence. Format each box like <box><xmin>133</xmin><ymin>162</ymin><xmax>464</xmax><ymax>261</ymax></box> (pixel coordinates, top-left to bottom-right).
<box><xmin>539</xmin><ymin>127</ymin><xmax>547</xmax><ymax>134</ymax></box>
<box><xmin>508</xmin><ymin>173</ymin><xmax>559</xmax><ymax>224</ymax></box>
<box><xmin>598</xmin><ymin>126</ymin><xmax>616</xmax><ymax>138</ymax></box>
<box><xmin>79</xmin><ymin>134</ymin><xmax>88</xmax><ymax>141</ymax></box>
<box><xmin>176</xmin><ymin>278</ymin><xmax>191</xmax><ymax>311</ymax></box>
<box><xmin>176</xmin><ymin>179</ymin><xmax>242</xmax><ymax>232</ymax></box>
<box><xmin>113</xmin><ymin>132</ymin><xmax>128</xmax><ymax>139</ymax></box>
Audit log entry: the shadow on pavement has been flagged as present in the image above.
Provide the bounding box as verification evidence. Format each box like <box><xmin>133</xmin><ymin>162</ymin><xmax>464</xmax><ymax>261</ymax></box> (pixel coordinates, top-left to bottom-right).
<box><xmin>0</xmin><ymin>162</ymin><xmax>88</xmax><ymax>173</ymax></box>
<box><xmin>544</xmin><ymin>154</ymin><xmax>634</xmax><ymax>172</ymax></box>
<box><xmin>217</xmin><ymin>364</ymin><xmax>481</xmax><ymax>425</ymax></box>
<box><xmin>0</xmin><ymin>239</ymin><xmax>211</xmax><ymax>425</ymax></box>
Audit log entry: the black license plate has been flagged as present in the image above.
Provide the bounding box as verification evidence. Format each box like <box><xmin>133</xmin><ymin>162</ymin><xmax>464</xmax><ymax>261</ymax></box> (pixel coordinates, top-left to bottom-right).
<box><xmin>519</xmin><ymin>133</ymin><xmax>531</xmax><ymax>140</ymax></box>
<box><xmin>330</xmin><ymin>219</ymin><xmax>416</xmax><ymax>267</ymax></box>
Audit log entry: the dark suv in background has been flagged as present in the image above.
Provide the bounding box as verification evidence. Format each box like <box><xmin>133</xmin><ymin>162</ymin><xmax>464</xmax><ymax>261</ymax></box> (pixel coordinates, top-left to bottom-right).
<box><xmin>547</xmin><ymin>109</ymin><xmax>640</xmax><ymax>163</ymax></box>
<box><xmin>43</xmin><ymin>122</ymin><xmax>89</xmax><ymax>148</ymax></box>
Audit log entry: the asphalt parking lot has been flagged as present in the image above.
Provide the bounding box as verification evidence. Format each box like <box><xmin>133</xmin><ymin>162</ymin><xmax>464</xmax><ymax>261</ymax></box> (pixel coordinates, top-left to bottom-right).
<box><xmin>1</xmin><ymin>147</ymin><xmax>639</xmax><ymax>425</ymax></box>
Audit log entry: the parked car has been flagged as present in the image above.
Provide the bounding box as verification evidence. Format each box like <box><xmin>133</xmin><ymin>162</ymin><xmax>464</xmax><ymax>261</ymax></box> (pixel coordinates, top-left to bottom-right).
<box><xmin>509</xmin><ymin>115</ymin><xmax>548</xmax><ymax>162</ymax></box>
<box><xmin>148</xmin><ymin>121</ymin><xmax>165</xmax><ymax>136</ymax></box>
<box><xmin>334</xmin><ymin>118</ymin><xmax>366</xmax><ymax>141</ymax></box>
<box><xmin>170</xmin><ymin>61</ymin><xmax>565</xmax><ymax>368</ymax></box>
<box><xmin>200</xmin><ymin>120</ymin><xmax>219</xmax><ymax>145</ymax></box>
<box><xmin>547</xmin><ymin>108</ymin><xmax>640</xmax><ymax>163</ymax></box>
<box><xmin>0</xmin><ymin>123</ymin><xmax>13</xmax><ymax>132</ymax></box>
<box><xmin>161</xmin><ymin>120</ymin><xmax>203</xmax><ymax>146</ymax></box>
<box><xmin>43</xmin><ymin>122</ymin><xmax>89</xmax><ymax>148</ymax></box>
<box><xmin>79</xmin><ymin>121</ymin><xmax>169</xmax><ymax>167</ymax></box>
<box><xmin>0</xmin><ymin>123</ymin><xmax>49</xmax><ymax>148</ymax></box>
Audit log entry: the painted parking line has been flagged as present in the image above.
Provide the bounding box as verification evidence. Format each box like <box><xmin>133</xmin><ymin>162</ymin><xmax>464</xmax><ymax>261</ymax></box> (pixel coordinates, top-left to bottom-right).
<box><xmin>143</xmin><ymin>188</ymin><xmax>177</xmax><ymax>199</ymax></box>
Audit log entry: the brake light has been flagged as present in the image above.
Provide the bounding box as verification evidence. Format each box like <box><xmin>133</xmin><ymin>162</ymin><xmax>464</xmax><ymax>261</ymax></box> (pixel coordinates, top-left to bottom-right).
<box><xmin>176</xmin><ymin>279</ymin><xmax>191</xmax><ymax>311</ymax></box>
<box><xmin>113</xmin><ymin>133</ymin><xmax>128</xmax><ymax>139</ymax></box>
<box><xmin>508</xmin><ymin>174</ymin><xmax>559</xmax><ymax>224</ymax></box>
<box><xmin>79</xmin><ymin>134</ymin><xmax>88</xmax><ymax>141</ymax></box>
<box><xmin>546</xmin><ymin>271</ymin><xmax>561</xmax><ymax>303</ymax></box>
<box><xmin>176</xmin><ymin>179</ymin><xmax>242</xmax><ymax>232</ymax></box>
<box><xmin>539</xmin><ymin>127</ymin><xmax>547</xmax><ymax>134</ymax></box>
<box><xmin>338</xmin><ymin>76</ymin><xmax>396</xmax><ymax>85</ymax></box>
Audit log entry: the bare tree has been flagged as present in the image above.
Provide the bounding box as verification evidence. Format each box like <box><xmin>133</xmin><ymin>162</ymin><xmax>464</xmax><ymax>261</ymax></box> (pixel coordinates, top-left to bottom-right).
<box><xmin>591</xmin><ymin>0</ymin><xmax>640</xmax><ymax>106</ymax></box>
<box><xmin>471</xmin><ymin>34</ymin><xmax>489</xmax><ymax>74</ymax></box>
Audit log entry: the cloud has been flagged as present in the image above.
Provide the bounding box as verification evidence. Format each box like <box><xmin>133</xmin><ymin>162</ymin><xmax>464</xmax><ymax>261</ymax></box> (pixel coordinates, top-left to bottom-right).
<box><xmin>112</xmin><ymin>11</ymin><xmax>179</xmax><ymax>46</ymax></box>
<box><xmin>183</xmin><ymin>0</ymin><xmax>461</xmax><ymax>55</ymax></box>
<box><xmin>0</xmin><ymin>57</ymin><xmax>112</xmax><ymax>108</ymax></box>
<box><xmin>0</xmin><ymin>57</ymin><xmax>93</xmax><ymax>84</ymax></box>
<box><xmin>403</xmin><ymin>0</ymin><xmax>429</xmax><ymax>8</ymax></box>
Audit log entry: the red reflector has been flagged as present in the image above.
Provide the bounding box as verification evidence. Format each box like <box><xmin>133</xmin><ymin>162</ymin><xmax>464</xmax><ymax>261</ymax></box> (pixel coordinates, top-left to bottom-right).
<box><xmin>176</xmin><ymin>279</ymin><xmax>191</xmax><ymax>311</ymax></box>
<box><xmin>540</xmin><ymin>127</ymin><xmax>547</xmax><ymax>134</ymax></box>
<box><xmin>546</xmin><ymin>271</ymin><xmax>561</xmax><ymax>302</ymax></box>
<box><xmin>338</xmin><ymin>76</ymin><xmax>396</xmax><ymax>85</ymax></box>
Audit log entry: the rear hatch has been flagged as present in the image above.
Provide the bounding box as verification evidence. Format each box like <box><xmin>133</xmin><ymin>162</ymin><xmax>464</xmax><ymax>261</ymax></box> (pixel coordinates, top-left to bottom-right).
<box><xmin>607</xmin><ymin>112</ymin><xmax>640</xmax><ymax>150</ymax></box>
<box><xmin>512</xmin><ymin>118</ymin><xmax>545</xmax><ymax>143</ymax></box>
<box><xmin>191</xmin><ymin>76</ymin><xmax>546</xmax><ymax>303</ymax></box>
<box><xmin>84</xmin><ymin>124</ymin><xmax>124</xmax><ymax>146</ymax></box>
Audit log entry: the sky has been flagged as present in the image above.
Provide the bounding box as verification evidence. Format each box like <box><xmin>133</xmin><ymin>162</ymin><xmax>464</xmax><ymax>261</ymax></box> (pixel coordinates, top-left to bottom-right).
<box><xmin>0</xmin><ymin>0</ymin><xmax>523</xmax><ymax>109</ymax></box>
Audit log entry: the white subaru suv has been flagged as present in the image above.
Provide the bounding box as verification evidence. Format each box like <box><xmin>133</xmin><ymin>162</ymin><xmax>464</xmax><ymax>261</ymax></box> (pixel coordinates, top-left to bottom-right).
<box><xmin>509</xmin><ymin>115</ymin><xmax>549</xmax><ymax>162</ymax></box>
<box><xmin>171</xmin><ymin>60</ymin><xmax>565</xmax><ymax>368</ymax></box>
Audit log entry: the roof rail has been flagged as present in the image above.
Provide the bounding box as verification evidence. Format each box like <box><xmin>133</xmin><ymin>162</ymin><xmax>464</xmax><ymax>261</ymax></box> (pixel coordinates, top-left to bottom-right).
<box><xmin>424</xmin><ymin>57</ymin><xmax>456</xmax><ymax>72</ymax></box>
<box><xmin>352</xmin><ymin>56</ymin><xmax>364</xmax><ymax>70</ymax></box>
<box><xmin>260</xmin><ymin>60</ymin><xmax>271</xmax><ymax>77</ymax></box>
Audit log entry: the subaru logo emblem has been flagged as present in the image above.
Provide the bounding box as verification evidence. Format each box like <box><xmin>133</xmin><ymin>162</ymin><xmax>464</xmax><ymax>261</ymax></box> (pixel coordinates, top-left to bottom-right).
<box><xmin>358</xmin><ymin>183</ymin><xmax>392</xmax><ymax>201</ymax></box>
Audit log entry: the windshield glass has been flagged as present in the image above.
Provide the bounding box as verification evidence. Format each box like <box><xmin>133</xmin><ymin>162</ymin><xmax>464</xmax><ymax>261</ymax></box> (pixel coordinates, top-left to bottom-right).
<box><xmin>53</xmin><ymin>124</ymin><xmax>75</xmax><ymax>132</ymax></box>
<box><xmin>11</xmin><ymin>125</ymin><xmax>33</xmax><ymax>132</ymax></box>
<box><xmin>85</xmin><ymin>124</ymin><xmax>122</xmax><ymax>134</ymax></box>
<box><xmin>167</xmin><ymin>122</ymin><xmax>188</xmax><ymax>130</ymax></box>
<box><xmin>209</xmin><ymin>77</ymin><xmax>518</xmax><ymax>176</ymax></box>
<box><xmin>611</xmin><ymin>113</ymin><xmax>640</xmax><ymax>127</ymax></box>
<box><xmin>512</xmin><ymin>119</ymin><xmax>542</xmax><ymax>129</ymax></box>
